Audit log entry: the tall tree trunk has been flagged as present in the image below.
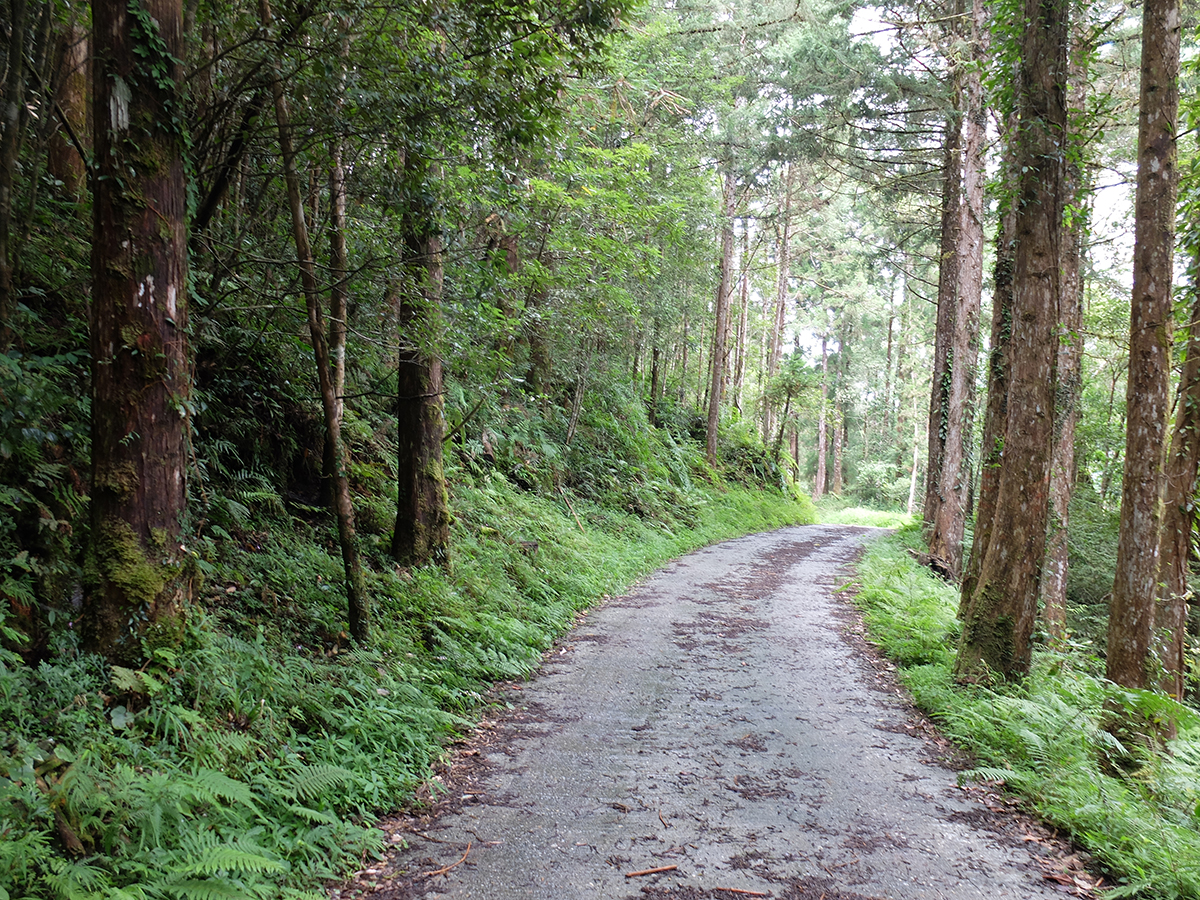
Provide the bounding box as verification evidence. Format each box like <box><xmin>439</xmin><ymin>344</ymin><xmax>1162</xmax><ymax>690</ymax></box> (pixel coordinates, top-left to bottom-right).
<box><xmin>392</xmin><ymin>156</ymin><xmax>450</xmax><ymax>568</ymax></box>
<box><xmin>86</xmin><ymin>0</ymin><xmax>190</xmax><ymax>661</ymax></box>
<box><xmin>0</xmin><ymin>0</ymin><xmax>29</xmax><ymax>348</ymax></box>
<box><xmin>926</xmin><ymin>0</ymin><xmax>985</xmax><ymax>579</ymax></box>
<box><xmin>956</xmin><ymin>0</ymin><xmax>1067</xmax><ymax>680</ymax></box>
<box><xmin>733</xmin><ymin>220</ymin><xmax>751</xmax><ymax>414</ymax></box>
<box><xmin>961</xmin><ymin>115</ymin><xmax>1019</xmax><ymax>613</ymax></box>
<box><xmin>814</xmin><ymin>335</ymin><xmax>828</xmax><ymax>500</ymax></box>
<box><xmin>924</xmin><ymin>115</ymin><xmax>962</xmax><ymax>529</ymax></box>
<box><xmin>322</xmin><ymin>43</ymin><xmax>350</xmax><ymax>502</ymax></box>
<box><xmin>47</xmin><ymin>22</ymin><xmax>88</xmax><ymax>196</ymax></box>
<box><xmin>1156</xmin><ymin>255</ymin><xmax>1200</xmax><ymax>700</ymax></box>
<box><xmin>764</xmin><ymin>163</ymin><xmax>794</xmax><ymax>441</ymax></box>
<box><xmin>260</xmin><ymin>0</ymin><xmax>368</xmax><ymax>641</ymax></box>
<box><xmin>1040</xmin><ymin>39</ymin><xmax>1089</xmax><ymax>642</ymax></box>
<box><xmin>1107</xmin><ymin>0</ymin><xmax>1181</xmax><ymax>691</ymax></box>
<box><xmin>706</xmin><ymin>170</ymin><xmax>736</xmax><ymax>464</ymax></box>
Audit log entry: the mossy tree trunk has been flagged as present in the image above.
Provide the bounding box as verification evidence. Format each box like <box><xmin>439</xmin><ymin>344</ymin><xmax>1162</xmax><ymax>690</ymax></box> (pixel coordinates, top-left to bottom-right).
<box><xmin>392</xmin><ymin>157</ymin><xmax>450</xmax><ymax>568</ymax></box>
<box><xmin>87</xmin><ymin>0</ymin><xmax>191</xmax><ymax>661</ymax></box>
<box><xmin>1107</xmin><ymin>0</ymin><xmax>1180</xmax><ymax>692</ymax></box>
<box><xmin>956</xmin><ymin>0</ymin><xmax>1067</xmax><ymax>680</ymax></box>
<box><xmin>925</xmin><ymin>0</ymin><xmax>985</xmax><ymax>581</ymax></box>
<box><xmin>1039</xmin><ymin>38</ymin><xmax>1089</xmax><ymax>642</ymax></box>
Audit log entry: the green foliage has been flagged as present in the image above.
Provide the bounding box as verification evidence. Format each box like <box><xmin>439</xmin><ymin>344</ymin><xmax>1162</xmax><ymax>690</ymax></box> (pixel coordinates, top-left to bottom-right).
<box><xmin>854</xmin><ymin>528</ymin><xmax>1200</xmax><ymax>900</ymax></box>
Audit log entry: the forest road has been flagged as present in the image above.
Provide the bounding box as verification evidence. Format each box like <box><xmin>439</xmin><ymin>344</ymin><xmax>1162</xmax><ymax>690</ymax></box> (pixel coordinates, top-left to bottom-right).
<box><xmin>339</xmin><ymin>524</ymin><xmax>1084</xmax><ymax>900</ymax></box>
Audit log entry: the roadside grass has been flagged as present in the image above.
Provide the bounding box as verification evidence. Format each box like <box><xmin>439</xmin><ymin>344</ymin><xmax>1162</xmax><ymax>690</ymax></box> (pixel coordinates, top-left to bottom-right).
<box><xmin>0</xmin><ymin>469</ymin><xmax>814</xmax><ymax>900</ymax></box>
<box><xmin>852</xmin><ymin>525</ymin><xmax>1200</xmax><ymax>900</ymax></box>
<box><xmin>816</xmin><ymin>497</ymin><xmax>913</xmax><ymax>529</ymax></box>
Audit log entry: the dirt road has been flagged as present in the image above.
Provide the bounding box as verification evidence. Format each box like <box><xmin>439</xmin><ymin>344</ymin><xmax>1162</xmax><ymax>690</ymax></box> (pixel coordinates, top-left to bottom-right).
<box><xmin>341</xmin><ymin>525</ymin><xmax>1085</xmax><ymax>899</ymax></box>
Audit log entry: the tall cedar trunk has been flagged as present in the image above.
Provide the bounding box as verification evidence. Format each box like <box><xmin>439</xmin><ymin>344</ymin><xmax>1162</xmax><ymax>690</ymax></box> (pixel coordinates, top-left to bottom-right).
<box><xmin>260</xmin><ymin>0</ymin><xmax>368</xmax><ymax>641</ymax></box>
<box><xmin>895</xmin><ymin>272</ymin><xmax>911</xmax><ymax>478</ymax></box>
<box><xmin>961</xmin><ymin>121</ymin><xmax>1019</xmax><ymax>613</ymax></box>
<box><xmin>924</xmin><ymin>117</ymin><xmax>962</xmax><ymax>530</ymax></box>
<box><xmin>814</xmin><ymin>335</ymin><xmax>828</xmax><ymax>500</ymax></box>
<box><xmin>0</xmin><ymin>0</ymin><xmax>29</xmax><ymax>348</ymax></box>
<box><xmin>706</xmin><ymin>170</ymin><xmax>736</xmax><ymax>464</ymax></box>
<box><xmin>832</xmin><ymin>411</ymin><xmax>844</xmax><ymax>495</ymax></box>
<box><xmin>392</xmin><ymin>164</ymin><xmax>450</xmax><ymax>568</ymax></box>
<box><xmin>1107</xmin><ymin>0</ymin><xmax>1180</xmax><ymax>691</ymax></box>
<box><xmin>1157</xmin><ymin>232</ymin><xmax>1200</xmax><ymax>705</ymax></box>
<box><xmin>649</xmin><ymin>317</ymin><xmax>662</xmax><ymax>411</ymax></box>
<box><xmin>733</xmin><ymin>220</ymin><xmax>750</xmax><ymax>413</ymax></box>
<box><xmin>47</xmin><ymin>23</ymin><xmax>88</xmax><ymax>196</ymax></box>
<box><xmin>86</xmin><ymin>0</ymin><xmax>190</xmax><ymax>660</ymax></box>
<box><xmin>1156</xmin><ymin>261</ymin><xmax>1200</xmax><ymax>700</ymax></box>
<box><xmin>927</xmin><ymin>1</ymin><xmax>985</xmax><ymax>579</ymax></box>
<box><xmin>1040</xmin><ymin>43</ymin><xmax>1088</xmax><ymax>641</ymax></box>
<box><xmin>765</xmin><ymin>164</ymin><xmax>793</xmax><ymax>441</ymax></box>
<box><xmin>956</xmin><ymin>0</ymin><xmax>1067</xmax><ymax>680</ymax></box>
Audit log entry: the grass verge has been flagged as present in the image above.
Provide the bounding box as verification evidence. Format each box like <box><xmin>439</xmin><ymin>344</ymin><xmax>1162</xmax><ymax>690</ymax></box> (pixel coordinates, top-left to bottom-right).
<box><xmin>852</xmin><ymin>525</ymin><xmax>1200</xmax><ymax>900</ymax></box>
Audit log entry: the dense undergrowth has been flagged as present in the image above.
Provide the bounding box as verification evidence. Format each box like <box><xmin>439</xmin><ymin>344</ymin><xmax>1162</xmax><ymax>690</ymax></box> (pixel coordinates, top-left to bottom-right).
<box><xmin>853</xmin><ymin>525</ymin><xmax>1200</xmax><ymax>900</ymax></box>
<box><xmin>0</xmin><ymin>378</ymin><xmax>815</xmax><ymax>900</ymax></box>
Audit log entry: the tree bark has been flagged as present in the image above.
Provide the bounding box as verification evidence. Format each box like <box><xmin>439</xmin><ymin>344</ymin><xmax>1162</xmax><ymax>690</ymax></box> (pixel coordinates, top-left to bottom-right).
<box><xmin>1039</xmin><ymin>39</ymin><xmax>1089</xmax><ymax>643</ymax></box>
<box><xmin>392</xmin><ymin>157</ymin><xmax>450</xmax><ymax>568</ymax></box>
<box><xmin>925</xmin><ymin>0</ymin><xmax>985</xmax><ymax>580</ymax></box>
<box><xmin>706</xmin><ymin>169</ymin><xmax>736</xmax><ymax>464</ymax></box>
<box><xmin>0</xmin><ymin>0</ymin><xmax>29</xmax><ymax>348</ymax></box>
<box><xmin>961</xmin><ymin>113</ymin><xmax>1019</xmax><ymax>614</ymax></box>
<box><xmin>1107</xmin><ymin>0</ymin><xmax>1180</xmax><ymax>691</ymax></box>
<box><xmin>260</xmin><ymin>0</ymin><xmax>368</xmax><ymax>641</ymax></box>
<box><xmin>733</xmin><ymin>219</ymin><xmax>750</xmax><ymax>414</ymax></box>
<box><xmin>765</xmin><ymin>163</ymin><xmax>794</xmax><ymax>441</ymax></box>
<box><xmin>924</xmin><ymin>115</ymin><xmax>962</xmax><ymax>531</ymax></box>
<box><xmin>956</xmin><ymin>0</ymin><xmax>1067</xmax><ymax>680</ymax></box>
<box><xmin>814</xmin><ymin>335</ymin><xmax>828</xmax><ymax>500</ymax></box>
<box><xmin>1156</xmin><ymin>261</ymin><xmax>1200</xmax><ymax>700</ymax></box>
<box><xmin>86</xmin><ymin>0</ymin><xmax>191</xmax><ymax>661</ymax></box>
<box><xmin>47</xmin><ymin>22</ymin><xmax>88</xmax><ymax>196</ymax></box>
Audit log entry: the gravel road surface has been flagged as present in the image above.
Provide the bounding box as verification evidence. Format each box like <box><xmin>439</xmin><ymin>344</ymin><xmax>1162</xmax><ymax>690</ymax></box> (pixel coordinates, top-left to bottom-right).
<box><xmin>339</xmin><ymin>524</ymin><xmax>1088</xmax><ymax>900</ymax></box>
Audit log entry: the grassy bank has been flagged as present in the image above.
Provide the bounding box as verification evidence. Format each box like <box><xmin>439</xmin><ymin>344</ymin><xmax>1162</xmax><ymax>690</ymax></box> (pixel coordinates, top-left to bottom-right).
<box><xmin>1</xmin><ymin>468</ymin><xmax>814</xmax><ymax>900</ymax></box>
<box><xmin>852</xmin><ymin>525</ymin><xmax>1200</xmax><ymax>900</ymax></box>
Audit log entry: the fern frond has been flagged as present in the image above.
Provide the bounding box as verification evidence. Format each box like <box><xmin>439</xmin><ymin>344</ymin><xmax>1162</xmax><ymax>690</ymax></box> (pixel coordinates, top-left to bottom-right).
<box><xmin>286</xmin><ymin>803</ymin><xmax>340</xmax><ymax>825</ymax></box>
<box><xmin>176</xmin><ymin>844</ymin><xmax>286</xmax><ymax>877</ymax></box>
<box><xmin>187</xmin><ymin>769</ymin><xmax>256</xmax><ymax>807</ymax></box>
<box><xmin>957</xmin><ymin>767</ymin><xmax>1021</xmax><ymax>786</ymax></box>
<box><xmin>281</xmin><ymin>764</ymin><xmax>354</xmax><ymax>802</ymax></box>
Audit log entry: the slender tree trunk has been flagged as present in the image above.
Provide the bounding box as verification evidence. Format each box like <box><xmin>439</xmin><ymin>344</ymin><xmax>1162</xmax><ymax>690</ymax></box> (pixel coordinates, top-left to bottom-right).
<box><xmin>961</xmin><ymin>121</ymin><xmax>1019</xmax><ymax>613</ymax></box>
<box><xmin>261</xmin><ymin>0</ymin><xmax>368</xmax><ymax>641</ymax></box>
<box><xmin>1107</xmin><ymin>0</ymin><xmax>1181</xmax><ymax>691</ymax></box>
<box><xmin>926</xmin><ymin>1</ymin><xmax>985</xmax><ymax>579</ymax></box>
<box><xmin>733</xmin><ymin>220</ymin><xmax>750</xmax><ymax>414</ymax></box>
<box><xmin>86</xmin><ymin>0</ymin><xmax>191</xmax><ymax>661</ymax></box>
<box><xmin>814</xmin><ymin>335</ymin><xmax>828</xmax><ymax>500</ymax></box>
<box><xmin>956</xmin><ymin>0</ymin><xmax>1067</xmax><ymax>680</ymax></box>
<box><xmin>1040</xmin><ymin>41</ymin><xmax>1089</xmax><ymax>642</ymax></box>
<box><xmin>924</xmin><ymin>116</ymin><xmax>962</xmax><ymax>529</ymax></box>
<box><xmin>392</xmin><ymin>158</ymin><xmax>450</xmax><ymax>569</ymax></box>
<box><xmin>322</xmin><ymin>44</ymin><xmax>350</xmax><ymax>499</ymax></box>
<box><xmin>706</xmin><ymin>170</ymin><xmax>736</xmax><ymax>464</ymax></box>
<box><xmin>47</xmin><ymin>23</ymin><xmax>88</xmax><ymax>196</ymax></box>
<box><xmin>0</xmin><ymin>0</ymin><xmax>29</xmax><ymax>348</ymax></box>
<box><xmin>832</xmin><ymin>411</ymin><xmax>844</xmax><ymax>495</ymax></box>
<box><xmin>764</xmin><ymin>164</ymin><xmax>793</xmax><ymax>442</ymax></box>
<box><xmin>1156</xmin><ymin>257</ymin><xmax>1200</xmax><ymax>700</ymax></box>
